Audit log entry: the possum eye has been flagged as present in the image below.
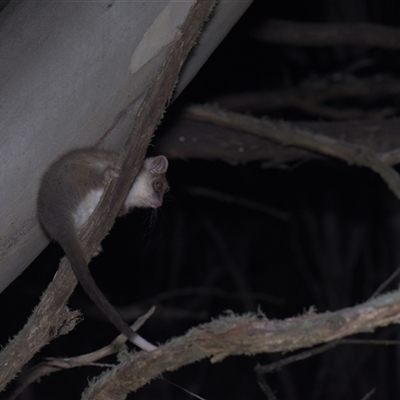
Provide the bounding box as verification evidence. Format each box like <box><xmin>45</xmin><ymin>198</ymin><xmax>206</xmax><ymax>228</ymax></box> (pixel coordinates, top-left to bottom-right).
<box><xmin>153</xmin><ymin>179</ymin><xmax>163</xmax><ymax>192</ymax></box>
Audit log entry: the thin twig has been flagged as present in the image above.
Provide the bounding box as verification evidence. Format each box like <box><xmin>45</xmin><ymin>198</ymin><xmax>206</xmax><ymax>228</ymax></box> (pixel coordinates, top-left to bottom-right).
<box><xmin>6</xmin><ymin>307</ymin><xmax>155</xmax><ymax>400</ymax></box>
<box><xmin>256</xmin><ymin>371</ymin><xmax>280</xmax><ymax>400</ymax></box>
<box><xmin>256</xmin><ymin>338</ymin><xmax>400</xmax><ymax>376</ymax></box>
<box><xmin>215</xmin><ymin>76</ymin><xmax>400</xmax><ymax>120</ymax></box>
<box><xmin>369</xmin><ymin>265</ymin><xmax>400</xmax><ymax>299</ymax></box>
<box><xmin>360</xmin><ymin>388</ymin><xmax>376</xmax><ymax>400</ymax></box>
<box><xmin>160</xmin><ymin>376</ymin><xmax>207</xmax><ymax>400</ymax></box>
<box><xmin>255</xmin><ymin>338</ymin><xmax>399</xmax><ymax>399</ymax></box>
<box><xmin>253</xmin><ymin>19</ymin><xmax>400</xmax><ymax>49</ymax></box>
<box><xmin>255</xmin><ymin>341</ymin><xmax>340</xmax><ymax>375</ymax></box>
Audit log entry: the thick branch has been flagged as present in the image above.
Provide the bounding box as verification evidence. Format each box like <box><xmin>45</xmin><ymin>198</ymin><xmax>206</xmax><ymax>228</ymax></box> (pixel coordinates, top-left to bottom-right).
<box><xmin>184</xmin><ymin>105</ymin><xmax>400</xmax><ymax>201</ymax></box>
<box><xmin>83</xmin><ymin>289</ymin><xmax>400</xmax><ymax>399</ymax></box>
<box><xmin>156</xmin><ymin>115</ymin><xmax>400</xmax><ymax>166</ymax></box>
<box><xmin>254</xmin><ymin>19</ymin><xmax>400</xmax><ymax>48</ymax></box>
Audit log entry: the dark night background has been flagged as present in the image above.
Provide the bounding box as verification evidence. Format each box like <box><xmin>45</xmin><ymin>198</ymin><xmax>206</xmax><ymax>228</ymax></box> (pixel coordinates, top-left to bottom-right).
<box><xmin>3</xmin><ymin>0</ymin><xmax>400</xmax><ymax>399</ymax></box>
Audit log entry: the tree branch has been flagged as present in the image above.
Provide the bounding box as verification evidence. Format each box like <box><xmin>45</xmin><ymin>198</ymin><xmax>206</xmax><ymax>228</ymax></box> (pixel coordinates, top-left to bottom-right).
<box><xmin>6</xmin><ymin>308</ymin><xmax>156</xmax><ymax>400</ymax></box>
<box><xmin>156</xmin><ymin>112</ymin><xmax>400</xmax><ymax>166</ymax></box>
<box><xmin>184</xmin><ymin>105</ymin><xmax>400</xmax><ymax>201</ymax></box>
<box><xmin>253</xmin><ymin>19</ymin><xmax>400</xmax><ymax>48</ymax></box>
<box><xmin>214</xmin><ymin>75</ymin><xmax>400</xmax><ymax>120</ymax></box>
<box><xmin>83</xmin><ymin>289</ymin><xmax>400</xmax><ymax>398</ymax></box>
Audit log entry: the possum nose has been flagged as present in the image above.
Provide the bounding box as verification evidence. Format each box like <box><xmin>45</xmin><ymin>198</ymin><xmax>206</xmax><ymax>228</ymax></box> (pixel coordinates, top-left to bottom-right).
<box><xmin>151</xmin><ymin>199</ymin><xmax>163</xmax><ymax>208</ymax></box>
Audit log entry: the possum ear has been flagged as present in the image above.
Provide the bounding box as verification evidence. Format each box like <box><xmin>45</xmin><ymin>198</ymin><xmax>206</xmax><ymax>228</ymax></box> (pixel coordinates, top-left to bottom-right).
<box><xmin>148</xmin><ymin>156</ymin><xmax>168</xmax><ymax>174</ymax></box>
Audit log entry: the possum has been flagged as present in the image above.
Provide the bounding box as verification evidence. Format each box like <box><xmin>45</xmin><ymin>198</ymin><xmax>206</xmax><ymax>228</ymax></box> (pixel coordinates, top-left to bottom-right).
<box><xmin>37</xmin><ymin>147</ymin><xmax>169</xmax><ymax>351</ymax></box>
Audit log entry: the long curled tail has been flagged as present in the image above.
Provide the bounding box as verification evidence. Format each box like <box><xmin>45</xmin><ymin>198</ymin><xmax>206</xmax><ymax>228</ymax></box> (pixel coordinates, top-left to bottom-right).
<box><xmin>59</xmin><ymin>228</ymin><xmax>156</xmax><ymax>351</ymax></box>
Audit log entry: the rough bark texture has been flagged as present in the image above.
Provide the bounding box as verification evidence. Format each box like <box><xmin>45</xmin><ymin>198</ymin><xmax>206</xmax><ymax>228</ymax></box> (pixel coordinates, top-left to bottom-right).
<box><xmin>83</xmin><ymin>289</ymin><xmax>400</xmax><ymax>399</ymax></box>
<box><xmin>156</xmin><ymin>115</ymin><xmax>400</xmax><ymax>165</ymax></box>
<box><xmin>182</xmin><ymin>105</ymin><xmax>400</xmax><ymax>202</ymax></box>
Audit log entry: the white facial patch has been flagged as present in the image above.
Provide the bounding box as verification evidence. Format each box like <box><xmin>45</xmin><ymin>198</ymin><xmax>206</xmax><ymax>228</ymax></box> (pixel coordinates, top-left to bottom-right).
<box><xmin>73</xmin><ymin>188</ymin><xmax>104</xmax><ymax>229</ymax></box>
<box><xmin>124</xmin><ymin>172</ymin><xmax>153</xmax><ymax>209</ymax></box>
